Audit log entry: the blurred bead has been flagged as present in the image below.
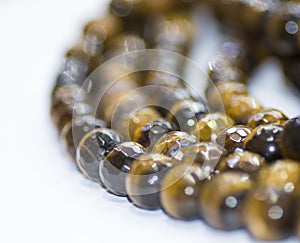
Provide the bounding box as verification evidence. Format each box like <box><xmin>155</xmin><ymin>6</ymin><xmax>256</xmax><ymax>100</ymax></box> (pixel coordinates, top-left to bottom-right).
<box><xmin>100</xmin><ymin>142</ymin><xmax>145</xmax><ymax>196</ymax></box>
<box><xmin>160</xmin><ymin>163</ymin><xmax>207</xmax><ymax>220</ymax></box>
<box><xmin>152</xmin><ymin>131</ymin><xmax>198</xmax><ymax>158</ymax></box>
<box><xmin>200</xmin><ymin>171</ymin><xmax>252</xmax><ymax>230</ymax></box>
<box><xmin>76</xmin><ymin>128</ymin><xmax>124</xmax><ymax>183</ymax></box>
<box><xmin>280</xmin><ymin>117</ymin><xmax>300</xmax><ymax>160</ymax></box>
<box><xmin>247</xmin><ymin>109</ymin><xmax>288</xmax><ymax>128</ymax></box>
<box><xmin>216</xmin><ymin>125</ymin><xmax>252</xmax><ymax>153</ymax></box>
<box><xmin>145</xmin><ymin>72</ymin><xmax>185</xmax><ymax>89</ymax></box>
<box><xmin>191</xmin><ymin>112</ymin><xmax>234</xmax><ymax>142</ymax></box>
<box><xmin>282</xmin><ymin>56</ymin><xmax>300</xmax><ymax>91</ymax></box>
<box><xmin>244</xmin><ymin>124</ymin><xmax>284</xmax><ymax>162</ymax></box>
<box><xmin>126</xmin><ymin>154</ymin><xmax>174</xmax><ymax>210</ymax></box>
<box><xmin>243</xmin><ymin>160</ymin><xmax>300</xmax><ymax>241</ymax></box>
<box><xmin>133</xmin><ymin>118</ymin><xmax>175</xmax><ymax>148</ymax></box>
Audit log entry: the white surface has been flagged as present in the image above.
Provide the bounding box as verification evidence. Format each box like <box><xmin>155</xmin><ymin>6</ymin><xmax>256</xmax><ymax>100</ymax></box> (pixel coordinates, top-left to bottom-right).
<box><xmin>0</xmin><ymin>1</ymin><xmax>299</xmax><ymax>243</ymax></box>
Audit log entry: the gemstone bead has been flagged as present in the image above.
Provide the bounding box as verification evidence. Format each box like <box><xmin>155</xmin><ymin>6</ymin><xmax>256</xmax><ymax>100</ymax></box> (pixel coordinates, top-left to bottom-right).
<box><xmin>216</xmin><ymin>125</ymin><xmax>252</xmax><ymax>153</ymax></box>
<box><xmin>244</xmin><ymin>124</ymin><xmax>284</xmax><ymax>162</ymax></box>
<box><xmin>100</xmin><ymin>142</ymin><xmax>145</xmax><ymax>196</ymax></box>
<box><xmin>76</xmin><ymin>128</ymin><xmax>124</xmax><ymax>183</ymax></box>
<box><xmin>247</xmin><ymin>109</ymin><xmax>288</xmax><ymax>128</ymax></box>
<box><xmin>126</xmin><ymin>154</ymin><xmax>174</xmax><ymax>210</ymax></box>
<box><xmin>199</xmin><ymin>171</ymin><xmax>252</xmax><ymax>230</ymax></box>
<box><xmin>280</xmin><ymin>117</ymin><xmax>300</xmax><ymax>160</ymax></box>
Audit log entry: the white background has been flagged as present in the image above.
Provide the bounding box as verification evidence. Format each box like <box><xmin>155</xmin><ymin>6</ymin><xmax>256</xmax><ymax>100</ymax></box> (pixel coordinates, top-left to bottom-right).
<box><xmin>0</xmin><ymin>0</ymin><xmax>299</xmax><ymax>243</ymax></box>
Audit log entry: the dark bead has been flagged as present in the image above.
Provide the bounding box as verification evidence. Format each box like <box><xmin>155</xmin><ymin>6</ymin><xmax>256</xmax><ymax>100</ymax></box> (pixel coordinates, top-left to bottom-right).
<box><xmin>76</xmin><ymin>128</ymin><xmax>124</xmax><ymax>184</ymax></box>
<box><xmin>133</xmin><ymin>118</ymin><xmax>175</xmax><ymax>148</ymax></box>
<box><xmin>280</xmin><ymin>117</ymin><xmax>300</xmax><ymax>160</ymax></box>
<box><xmin>152</xmin><ymin>131</ymin><xmax>198</xmax><ymax>158</ymax></box>
<box><xmin>244</xmin><ymin>124</ymin><xmax>284</xmax><ymax>162</ymax></box>
<box><xmin>126</xmin><ymin>154</ymin><xmax>174</xmax><ymax>210</ymax></box>
<box><xmin>100</xmin><ymin>142</ymin><xmax>145</xmax><ymax>196</ymax></box>
<box><xmin>216</xmin><ymin>125</ymin><xmax>252</xmax><ymax>153</ymax></box>
<box><xmin>247</xmin><ymin>109</ymin><xmax>288</xmax><ymax>129</ymax></box>
<box><xmin>200</xmin><ymin>171</ymin><xmax>252</xmax><ymax>230</ymax></box>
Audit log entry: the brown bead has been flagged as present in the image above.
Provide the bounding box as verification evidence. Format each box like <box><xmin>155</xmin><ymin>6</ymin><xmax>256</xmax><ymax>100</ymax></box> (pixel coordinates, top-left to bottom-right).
<box><xmin>247</xmin><ymin>109</ymin><xmax>288</xmax><ymax>128</ymax></box>
<box><xmin>200</xmin><ymin>171</ymin><xmax>252</xmax><ymax>230</ymax></box>
<box><xmin>126</xmin><ymin>154</ymin><xmax>174</xmax><ymax>210</ymax></box>
<box><xmin>243</xmin><ymin>160</ymin><xmax>300</xmax><ymax>241</ymax></box>
<box><xmin>191</xmin><ymin>112</ymin><xmax>234</xmax><ymax>142</ymax></box>
<box><xmin>152</xmin><ymin>131</ymin><xmax>198</xmax><ymax>158</ymax></box>
<box><xmin>216</xmin><ymin>125</ymin><xmax>252</xmax><ymax>153</ymax></box>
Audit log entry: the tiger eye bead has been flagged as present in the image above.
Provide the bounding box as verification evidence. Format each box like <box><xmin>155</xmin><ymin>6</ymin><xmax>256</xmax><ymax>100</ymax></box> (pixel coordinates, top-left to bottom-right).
<box><xmin>160</xmin><ymin>163</ymin><xmax>207</xmax><ymax>220</ymax></box>
<box><xmin>126</xmin><ymin>154</ymin><xmax>174</xmax><ymax>210</ymax></box>
<box><xmin>243</xmin><ymin>160</ymin><xmax>300</xmax><ymax>241</ymax></box>
<box><xmin>100</xmin><ymin>142</ymin><xmax>145</xmax><ymax>196</ymax></box>
<box><xmin>191</xmin><ymin>113</ymin><xmax>234</xmax><ymax>142</ymax></box>
<box><xmin>216</xmin><ymin>125</ymin><xmax>252</xmax><ymax>153</ymax></box>
<box><xmin>247</xmin><ymin>109</ymin><xmax>288</xmax><ymax>128</ymax></box>
<box><xmin>244</xmin><ymin>124</ymin><xmax>284</xmax><ymax>162</ymax></box>
<box><xmin>280</xmin><ymin>117</ymin><xmax>300</xmax><ymax>160</ymax></box>
<box><xmin>199</xmin><ymin>171</ymin><xmax>252</xmax><ymax>230</ymax></box>
<box><xmin>152</xmin><ymin>131</ymin><xmax>198</xmax><ymax>158</ymax></box>
<box><xmin>76</xmin><ymin>128</ymin><xmax>124</xmax><ymax>183</ymax></box>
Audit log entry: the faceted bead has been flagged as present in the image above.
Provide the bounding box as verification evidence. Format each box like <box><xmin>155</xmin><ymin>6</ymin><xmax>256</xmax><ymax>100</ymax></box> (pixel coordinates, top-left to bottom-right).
<box><xmin>100</xmin><ymin>142</ymin><xmax>145</xmax><ymax>196</ymax></box>
<box><xmin>217</xmin><ymin>151</ymin><xmax>266</xmax><ymax>174</ymax></box>
<box><xmin>152</xmin><ymin>131</ymin><xmax>198</xmax><ymax>158</ymax></box>
<box><xmin>133</xmin><ymin>118</ymin><xmax>175</xmax><ymax>148</ymax></box>
<box><xmin>76</xmin><ymin>128</ymin><xmax>124</xmax><ymax>183</ymax></box>
<box><xmin>160</xmin><ymin>163</ymin><xmax>207</xmax><ymax>220</ymax></box>
<box><xmin>243</xmin><ymin>160</ymin><xmax>300</xmax><ymax>241</ymax></box>
<box><xmin>247</xmin><ymin>109</ymin><xmax>288</xmax><ymax>129</ymax></box>
<box><xmin>280</xmin><ymin>117</ymin><xmax>300</xmax><ymax>160</ymax></box>
<box><xmin>126</xmin><ymin>154</ymin><xmax>174</xmax><ymax>210</ymax></box>
<box><xmin>244</xmin><ymin>124</ymin><xmax>284</xmax><ymax>162</ymax></box>
<box><xmin>216</xmin><ymin>125</ymin><xmax>252</xmax><ymax>153</ymax></box>
<box><xmin>191</xmin><ymin>112</ymin><xmax>234</xmax><ymax>142</ymax></box>
<box><xmin>199</xmin><ymin>171</ymin><xmax>252</xmax><ymax>230</ymax></box>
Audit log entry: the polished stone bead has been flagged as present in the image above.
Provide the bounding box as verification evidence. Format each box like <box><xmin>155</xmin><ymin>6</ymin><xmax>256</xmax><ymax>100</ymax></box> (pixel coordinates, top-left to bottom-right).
<box><xmin>280</xmin><ymin>117</ymin><xmax>300</xmax><ymax>160</ymax></box>
<box><xmin>126</xmin><ymin>154</ymin><xmax>174</xmax><ymax>210</ymax></box>
<box><xmin>243</xmin><ymin>160</ymin><xmax>300</xmax><ymax>241</ymax></box>
<box><xmin>76</xmin><ymin>128</ymin><xmax>124</xmax><ymax>183</ymax></box>
<box><xmin>152</xmin><ymin>131</ymin><xmax>198</xmax><ymax>158</ymax></box>
<box><xmin>247</xmin><ymin>109</ymin><xmax>288</xmax><ymax>128</ymax></box>
<box><xmin>133</xmin><ymin>118</ymin><xmax>175</xmax><ymax>148</ymax></box>
<box><xmin>244</xmin><ymin>124</ymin><xmax>284</xmax><ymax>162</ymax></box>
<box><xmin>216</xmin><ymin>125</ymin><xmax>252</xmax><ymax>153</ymax></box>
<box><xmin>200</xmin><ymin>171</ymin><xmax>252</xmax><ymax>230</ymax></box>
<box><xmin>160</xmin><ymin>163</ymin><xmax>207</xmax><ymax>220</ymax></box>
<box><xmin>192</xmin><ymin>112</ymin><xmax>234</xmax><ymax>142</ymax></box>
<box><xmin>100</xmin><ymin>142</ymin><xmax>145</xmax><ymax>196</ymax></box>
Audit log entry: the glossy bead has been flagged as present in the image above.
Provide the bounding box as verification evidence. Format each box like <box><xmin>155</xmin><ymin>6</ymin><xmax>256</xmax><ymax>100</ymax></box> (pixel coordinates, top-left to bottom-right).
<box><xmin>216</xmin><ymin>125</ymin><xmax>252</xmax><ymax>153</ymax></box>
<box><xmin>133</xmin><ymin>118</ymin><xmax>175</xmax><ymax>148</ymax></box>
<box><xmin>217</xmin><ymin>151</ymin><xmax>266</xmax><ymax>174</ymax></box>
<box><xmin>100</xmin><ymin>142</ymin><xmax>145</xmax><ymax>196</ymax></box>
<box><xmin>191</xmin><ymin>112</ymin><xmax>234</xmax><ymax>142</ymax></box>
<box><xmin>152</xmin><ymin>131</ymin><xmax>198</xmax><ymax>158</ymax></box>
<box><xmin>200</xmin><ymin>171</ymin><xmax>252</xmax><ymax>230</ymax></box>
<box><xmin>280</xmin><ymin>117</ymin><xmax>300</xmax><ymax>160</ymax></box>
<box><xmin>160</xmin><ymin>163</ymin><xmax>207</xmax><ymax>220</ymax></box>
<box><xmin>243</xmin><ymin>160</ymin><xmax>300</xmax><ymax>241</ymax></box>
<box><xmin>76</xmin><ymin>128</ymin><xmax>124</xmax><ymax>183</ymax></box>
<box><xmin>244</xmin><ymin>124</ymin><xmax>284</xmax><ymax>162</ymax></box>
<box><xmin>247</xmin><ymin>109</ymin><xmax>288</xmax><ymax>128</ymax></box>
<box><xmin>126</xmin><ymin>154</ymin><xmax>174</xmax><ymax>210</ymax></box>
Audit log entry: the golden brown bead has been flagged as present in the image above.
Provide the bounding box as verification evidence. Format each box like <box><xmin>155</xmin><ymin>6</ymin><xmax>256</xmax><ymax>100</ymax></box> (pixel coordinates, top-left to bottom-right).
<box><xmin>247</xmin><ymin>109</ymin><xmax>288</xmax><ymax>128</ymax></box>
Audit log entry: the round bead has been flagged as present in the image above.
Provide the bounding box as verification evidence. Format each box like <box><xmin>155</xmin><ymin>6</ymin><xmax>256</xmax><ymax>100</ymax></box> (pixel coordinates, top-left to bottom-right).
<box><xmin>76</xmin><ymin>128</ymin><xmax>124</xmax><ymax>183</ymax></box>
<box><xmin>199</xmin><ymin>171</ymin><xmax>252</xmax><ymax>230</ymax></box>
<box><xmin>126</xmin><ymin>154</ymin><xmax>174</xmax><ymax>210</ymax></box>
<box><xmin>280</xmin><ymin>117</ymin><xmax>300</xmax><ymax>160</ymax></box>
<box><xmin>216</xmin><ymin>125</ymin><xmax>252</xmax><ymax>153</ymax></box>
<box><xmin>100</xmin><ymin>142</ymin><xmax>145</xmax><ymax>196</ymax></box>
<box><xmin>244</xmin><ymin>124</ymin><xmax>284</xmax><ymax>162</ymax></box>
<box><xmin>247</xmin><ymin>109</ymin><xmax>288</xmax><ymax>128</ymax></box>
<box><xmin>152</xmin><ymin>131</ymin><xmax>198</xmax><ymax>158</ymax></box>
